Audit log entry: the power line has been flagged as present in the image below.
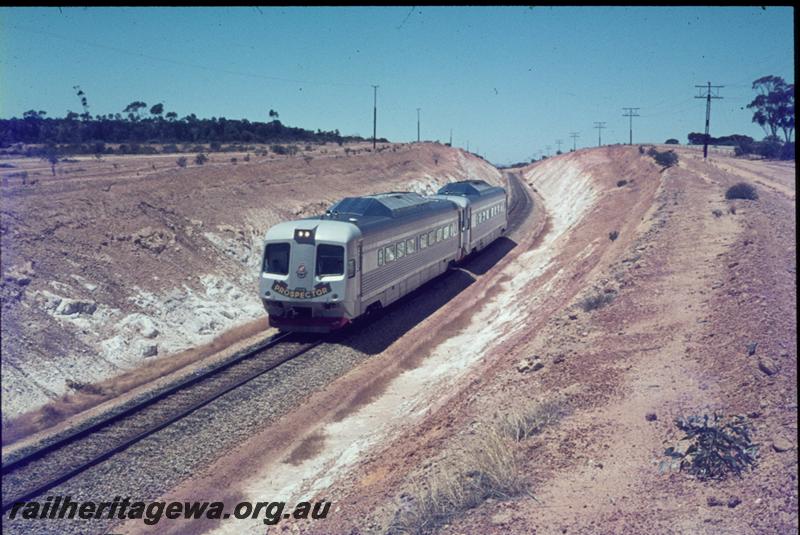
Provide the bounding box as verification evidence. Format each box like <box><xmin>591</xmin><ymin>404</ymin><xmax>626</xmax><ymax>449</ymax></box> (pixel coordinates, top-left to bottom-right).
<box><xmin>622</xmin><ymin>107</ymin><xmax>640</xmax><ymax>145</ymax></box>
<box><xmin>593</xmin><ymin>122</ymin><xmax>606</xmax><ymax>147</ymax></box>
<box><xmin>372</xmin><ymin>85</ymin><xmax>379</xmax><ymax>150</ymax></box>
<box><xmin>555</xmin><ymin>139</ymin><xmax>563</xmax><ymax>153</ymax></box>
<box><xmin>8</xmin><ymin>24</ymin><xmax>370</xmax><ymax>89</ymax></box>
<box><xmin>694</xmin><ymin>82</ymin><xmax>724</xmax><ymax>159</ymax></box>
<box><xmin>569</xmin><ymin>132</ymin><xmax>580</xmax><ymax>151</ymax></box>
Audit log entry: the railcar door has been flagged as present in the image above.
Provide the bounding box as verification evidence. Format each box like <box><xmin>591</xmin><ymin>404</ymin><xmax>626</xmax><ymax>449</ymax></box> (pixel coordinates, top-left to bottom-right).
<box><xmin>463</xmin><ymin>206</ymin><xmax>472</xmax><ymax>255</ymax></box>
<box><xmin>355</xmin><ymin>240</ymin><xmax>363</xmax><ymax>316</ymax></box>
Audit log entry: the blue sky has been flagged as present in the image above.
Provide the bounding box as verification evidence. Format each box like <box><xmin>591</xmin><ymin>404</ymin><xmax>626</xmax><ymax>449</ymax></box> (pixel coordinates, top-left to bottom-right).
<box><xmin>0</xmin><ymin>6</ymin><xmax>794</xmax><ymax>165</ymax></box>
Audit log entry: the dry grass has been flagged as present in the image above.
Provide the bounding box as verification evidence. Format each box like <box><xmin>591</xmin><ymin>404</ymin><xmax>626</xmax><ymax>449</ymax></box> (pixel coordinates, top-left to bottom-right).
<box><xmin>498</xmin><ymin>398</ymin><xmax>570</xmax><ymax>442</ymax></box>
<box><xmin>2</xmin><ymin>318</ymin><xmax>269</xmax><ymax>446</ymax></box>
<box><xmin>392</xmin><ymin>399</ymin><xmax>572</xmax><ymax>533</ymax></box>
<box><xmin>389</xmin><ymin>426</ymin><xmax>527</xmax><ymax>534</ymax></box>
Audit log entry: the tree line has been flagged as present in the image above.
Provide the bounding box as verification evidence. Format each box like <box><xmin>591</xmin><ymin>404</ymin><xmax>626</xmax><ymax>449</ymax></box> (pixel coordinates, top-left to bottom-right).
<box><xmin>0</xmin><ymin>100</ymin><xmax>378</xmax><ymax>156</ymax></box>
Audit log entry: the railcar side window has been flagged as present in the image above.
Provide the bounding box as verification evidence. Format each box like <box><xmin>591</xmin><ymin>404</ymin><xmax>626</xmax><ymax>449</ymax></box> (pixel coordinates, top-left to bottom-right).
<box><xmin>385</xmin><ymin>244</ymin><xmax>396</xmax><ymax>262</ymax></box>
<box><xmin>378</xmin><ymin>248</ymin><xmax>384</xmax><ymax>266</ymax></box>
<box><xmin>428</xmin><ymin>230</ymin><xmax>436</xmax><ymax>244</ymax></box>
<box><xmin>407</xmin><ymin>238</ymin><xmax>416</xmax><ymax>254</ymax></box>
<box><xmin>443</xmin><ymin>225</ymin><xmax>450</xmax><ymax>239</ymax></box>
<box><xmin>420</xmin><ymin>233</ymin><xmax>428</xmax><ymax>249</ymax></box>
<box><xmin>436</xmin><ymin>227</ymin><xmax>444</xmax><ymax>241</ymax></box>
<box><xmin>348</xmin><ymin>258</ymin><xmax>356</xmax><ymax>278</ymax></box>
<box><xmin>263</xmin><ymin>243</ymin><xmax>290</xmax><ymax>275</ymax></box>
<box><xmin>397</xmin><ymin>240</ymin><xmax>406</xmax><ymax>258</ymax></box>
<box><xmin>316</xmin><ymin>244</ymin><xmax>344</xmax><ymax>276</ymax></box>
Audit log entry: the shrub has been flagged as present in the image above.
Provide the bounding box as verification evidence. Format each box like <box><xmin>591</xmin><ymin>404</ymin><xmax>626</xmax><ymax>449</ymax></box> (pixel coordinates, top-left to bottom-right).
<box><xmin>230</xmin><ymin>157</ymin><xmax>237</xmax><ymax>164</ymax></box>
<box><xmin>664</xmin><ymin>413</ymin><xmax>758</xmax><ymax>481</ymax></box>
<box><xmin>209</xmin><ymin>141</ymin><xmax>222</xmax><ymax>152</ymax></box>
<box><xmin>609</xmin><ymin>230</ymin><xmax>619</xmax><ymax>241</ymax></box>
<box><xmin>712</xmin><ymin>209</ymin><xmax>724</xmax><ymax>218</ymax></box>
<box><xmin>734</xmin><ymin>137</ymin><xmax>756</xmax><ymax>157</ymax></box>
<box><xmin>757</xmin><ymin>136</ymin><xmax>782</xmax><ymax>159</ymax></box>
<box><xmin>665</xmin><ymin>138</ymin><xmax>679</xmax><ymax>145</ymax></box>
<box><xmin>638</xmin><ymin>145</ymin><xmax>645</xmax><ymax>154</ymax></box>
<box><xmin>195</xmin><ymin>153</ymin><xmax>208</xmax><ymax>165</ymax></box>
<box><xmin>725</xmin><ymin>182</ymin><xmax>758</xmax><ymax>201</ymax></box>
<box><xmin>616</xmin><ymin>179</ymin><xmax>628</xmax><ymax>187</ymax></box>
<box><xmin>780</xmin><ymin>141</ymin><xmax>794</xmax><ymax>161</ymax></box>
<box><xmin>653</xmin><ymin>150</ymin><xmax>678</xmax><ymax>168</ymax></box>
<box><xmin>243</xmin><ymin>153</ymin><xmax>250</xmax><ymax>162</ymax></box>
<box><xmin>579</xmin><ymin>290</ymin><xmax>616</xmax><ymax>312</ymax></box>
<box><xmin>176</xmin><ymin>157</ymin><xmax>187</xmax><ymax>168</ymax></box>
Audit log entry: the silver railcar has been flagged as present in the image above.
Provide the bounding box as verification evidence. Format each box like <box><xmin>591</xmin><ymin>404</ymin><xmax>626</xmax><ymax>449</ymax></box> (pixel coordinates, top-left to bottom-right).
<box><xmin>434</xmin><ymin>179</ymin><xmax>507</xmax><ymax>258</ymax></box>
<box><xmin>259</xmin><ymin>180</ymin><xmax>507</xmax><ymax>332</ymax></box>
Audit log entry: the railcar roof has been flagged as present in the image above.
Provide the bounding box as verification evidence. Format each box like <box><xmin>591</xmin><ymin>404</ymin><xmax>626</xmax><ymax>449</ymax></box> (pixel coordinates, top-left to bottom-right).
<box><xmin>436</xmin><ymin>179</ymin><xmax>504</xmax><ymax>198</ymax></box>
<box><xmin>325</xmin><ymin>192</ymin><xmax>454</xmax><ymax>219</ymax></box>
<box><xmin>312</xmin><ymin>191</ymin><xmax>457</xmax><ymax>234</ymax></box>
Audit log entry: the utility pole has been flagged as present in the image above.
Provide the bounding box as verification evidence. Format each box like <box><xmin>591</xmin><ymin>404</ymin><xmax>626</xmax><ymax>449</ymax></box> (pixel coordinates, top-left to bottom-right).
<box><xmin>416</xmin><ymin>108</ymin><xmax>421</xmax><ymax>142</ymax></box>
<box><xmin>622</xmin><ymin>107</ymin><xmax>640</xmax><ymax>145</ymax></box>
<box><xmin>555</xmin><ymin>139</ymin><xmax>563</xmax><ymax>154</ymax></box>
<box><xmin>371</xmin><ymin>84</ymin><xmax>379</xmax><ymax>150</ymax></box>
<box><xmin>593</xmin><ymin>122</ymin><xmax>606</xmax><ymax>147</ymax></box>
<box><xmin>570</xmin><ymin>132</ymin><xmax>580</xmax><ymax>151</ymax></box>
<box><xmin>695</xmin><ymin>82</ymin><xmax>724</xmax><ymax>159</ymax></box>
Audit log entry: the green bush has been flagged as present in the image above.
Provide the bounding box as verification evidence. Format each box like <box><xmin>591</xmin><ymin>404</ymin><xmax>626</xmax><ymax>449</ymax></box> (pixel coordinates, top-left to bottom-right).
<box><xmin>653</xmin><ymin>150</ymin><xmax>678</xmax><ymax>168</ymax></box>
<box><xmin>665</xmin><ymin>138</ymin><xmax>679</xmax><ymax>145</ymax></box>
<box><xmin>780</xmin><ymin>141</ymin><xmax>795</xmax><ymax>161</ymax></box>
<box><xmin>725</xmin><ymin>182</ymin><xmax>758</xmax><ymax>200</ymax></box>
<box><xmin>195</xmin><ymin>153</ymin><xmax>208</xmax><ymax>165</ymax></box>
<box><xmin>579</xmin><ymin>291</ymin><xmax>616</xmax><ymax>312</ymax></box>
<box><xmin>757</xmin><ymin>136</ymin><xmax>782</xmax><ymax>159</ymax></box>
<box><xmin>176</xmin><ymin>156</ymin><xmax>187</xmax><ymax>168</ymax></box>
<box><xmin>664</xmin><ymin>413</ymin><xmax>758</xmax><ymax>481</ymax></box>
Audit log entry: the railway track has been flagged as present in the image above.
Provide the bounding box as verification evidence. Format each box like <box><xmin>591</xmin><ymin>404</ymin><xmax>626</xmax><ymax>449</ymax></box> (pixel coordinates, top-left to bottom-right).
<box><xmin>504</xmin><ymin>170</ymin><xmax>534</xmax><ymax>234</ymax></box>
<box><xmin>1</xmin><ymin>333</ymin><xmax>320</xmax><ymax>513</ymax></box>
<box><xmin>1</xmin><ymin>172</ymin><xmax>533</xmax><ymax>514</ymax></box>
